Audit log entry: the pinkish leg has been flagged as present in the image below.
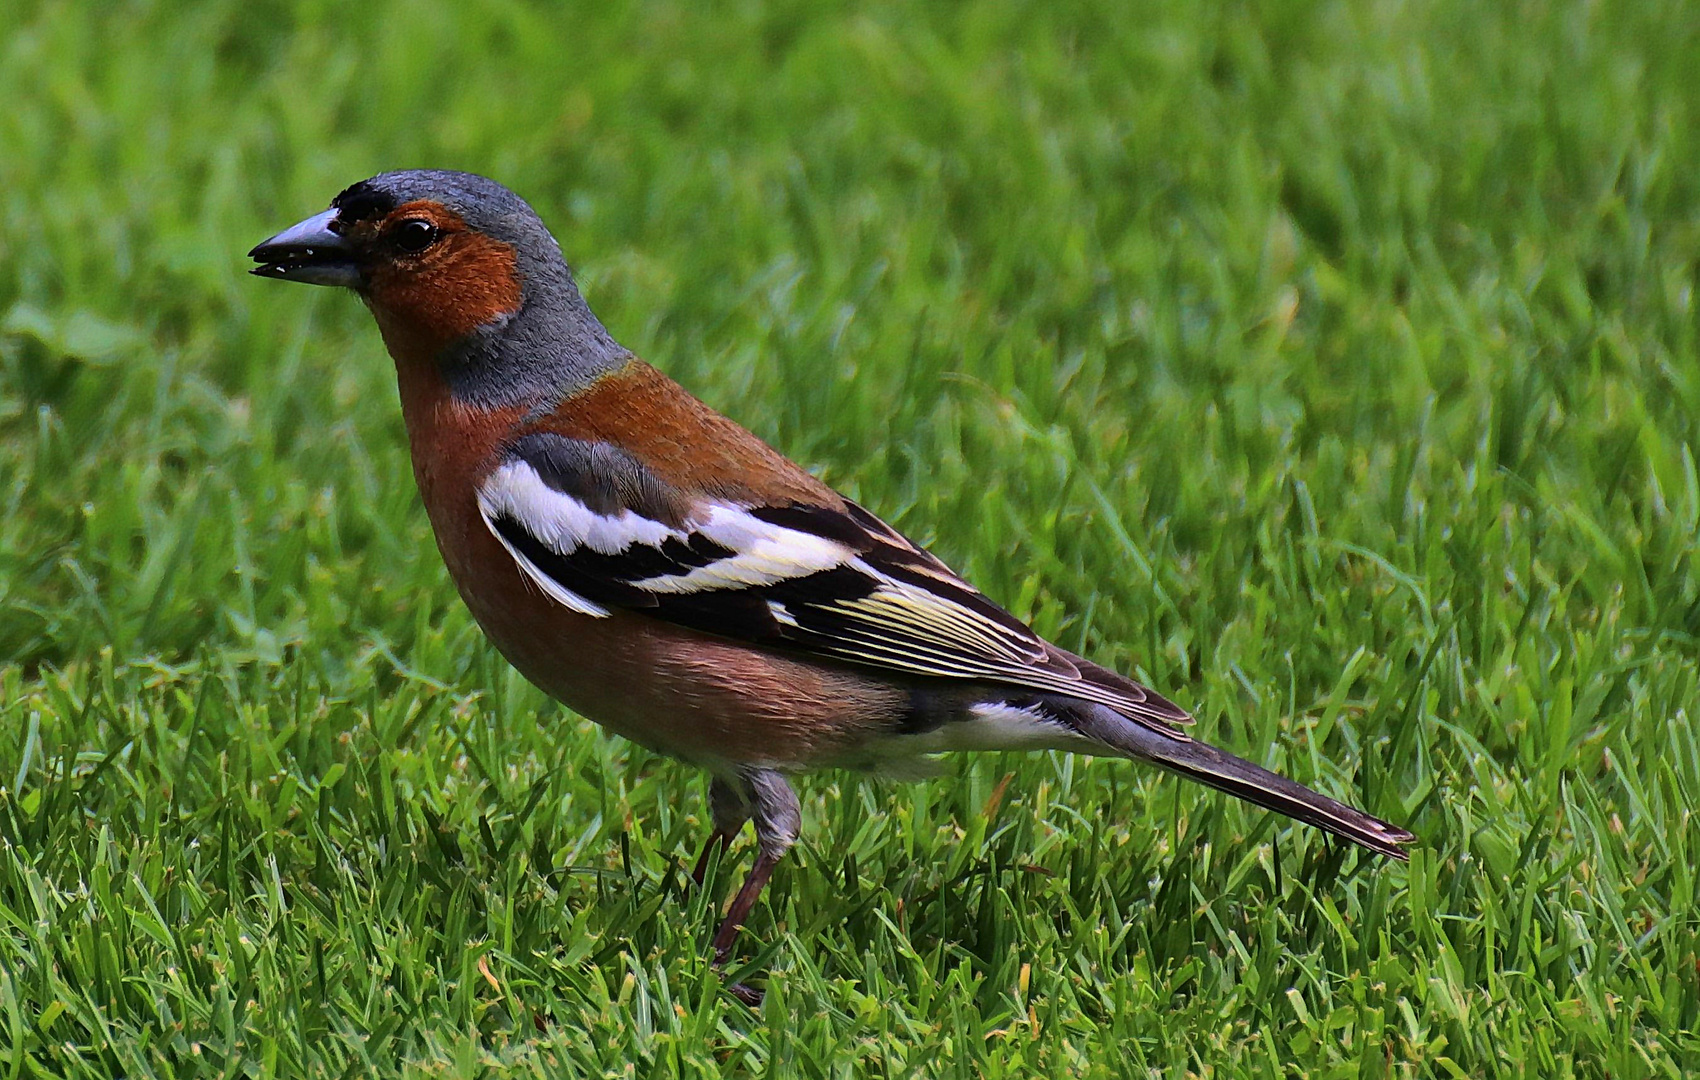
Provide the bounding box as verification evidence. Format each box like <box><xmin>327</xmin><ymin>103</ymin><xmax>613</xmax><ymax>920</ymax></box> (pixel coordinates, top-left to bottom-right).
<box><xmin>711</xmin><ymin>850</ymin><xmax>782</xmax><ymax>963</ymax></box>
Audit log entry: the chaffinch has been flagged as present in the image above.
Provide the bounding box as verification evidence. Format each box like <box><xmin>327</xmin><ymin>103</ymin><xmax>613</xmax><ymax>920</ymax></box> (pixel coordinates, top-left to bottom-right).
<box><xmin>251</xmin><ymin>169</ymin><xmax>1414</xmax><ymax>973</ymax></box>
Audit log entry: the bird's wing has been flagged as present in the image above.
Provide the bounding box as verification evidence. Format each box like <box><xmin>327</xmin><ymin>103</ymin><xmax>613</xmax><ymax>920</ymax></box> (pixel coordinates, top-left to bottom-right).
<box><xmin>478</xmin><ymin>431</ymin><xmax>1191</xmax><ymax>735</ymax></box>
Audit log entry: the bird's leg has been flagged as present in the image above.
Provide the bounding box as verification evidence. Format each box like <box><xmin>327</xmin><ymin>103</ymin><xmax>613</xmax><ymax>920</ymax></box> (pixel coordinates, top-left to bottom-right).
<box><xmin>692</xmin><ymin>776</ymin><xmax>751</xmax><ymax>886</ymax></box>
<box><xmin>709</xmin><ymin>770</ymin><xmax>798</xmax><ymax>966</ymax></box>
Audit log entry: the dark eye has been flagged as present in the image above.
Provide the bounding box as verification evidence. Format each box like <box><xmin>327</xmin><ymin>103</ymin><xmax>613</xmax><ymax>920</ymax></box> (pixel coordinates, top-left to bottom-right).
<box><xmin>392</xmin><ymin>219</ymin><xmax>438</xmax><ymax>254</ymax></box>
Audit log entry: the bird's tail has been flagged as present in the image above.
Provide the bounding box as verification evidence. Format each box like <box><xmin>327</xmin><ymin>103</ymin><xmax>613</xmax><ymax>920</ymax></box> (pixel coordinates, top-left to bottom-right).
<box><xmin>1073</xmin><ymin>705</ymin><xmax>1415</xmax><ymax>860</ymax></box>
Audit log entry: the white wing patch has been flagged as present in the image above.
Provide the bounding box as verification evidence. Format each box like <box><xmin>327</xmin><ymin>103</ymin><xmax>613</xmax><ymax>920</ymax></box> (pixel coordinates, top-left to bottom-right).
<box><xmin>477</xmin><ymin>462</ymin><xmax>615</xmax><ymax>617</ymax></box>
<box><xmin>629</xmin><ymin>504</ymin><xmax>850</xmax><ymax>592</ymax></box>
<box><xmin>479</xmin><ymin>458</ymin><xmax>673</xmax><ymax>555</ymax></box>
<box><xmin>477</xmin><ymin>459</ymin><xmax>855</xmax><ymax>603</ymax></box>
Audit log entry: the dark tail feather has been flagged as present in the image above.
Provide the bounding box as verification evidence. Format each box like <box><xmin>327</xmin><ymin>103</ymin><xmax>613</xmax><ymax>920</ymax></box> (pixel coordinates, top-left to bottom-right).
<box><xmin>1075</xmin><ymin>706</ymin><xmax>1415</xmax><ymax>860</ymax></box>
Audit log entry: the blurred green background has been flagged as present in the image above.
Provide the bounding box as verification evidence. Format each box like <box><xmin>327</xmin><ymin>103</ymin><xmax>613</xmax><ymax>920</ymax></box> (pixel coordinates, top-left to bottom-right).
<box><xmin>2</xmin><ymin>0</ymin><xmax>1698</xmax><ymax>1076</ymax></box>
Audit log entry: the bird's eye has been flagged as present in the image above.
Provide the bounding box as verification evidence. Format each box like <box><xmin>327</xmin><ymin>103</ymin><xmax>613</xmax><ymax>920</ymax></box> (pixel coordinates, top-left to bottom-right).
<box><xmin>392</xmin><ymin>219</ymin><xmax>438</xmax><ymax>254</ymax></box>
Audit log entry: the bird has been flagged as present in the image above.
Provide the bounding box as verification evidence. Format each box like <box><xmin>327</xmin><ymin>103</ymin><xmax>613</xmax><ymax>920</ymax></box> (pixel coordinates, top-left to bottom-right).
<box><xmin>250</xmin><ymin>169</ymin><xmax>1415</xmax><ymax>977</ymax></box>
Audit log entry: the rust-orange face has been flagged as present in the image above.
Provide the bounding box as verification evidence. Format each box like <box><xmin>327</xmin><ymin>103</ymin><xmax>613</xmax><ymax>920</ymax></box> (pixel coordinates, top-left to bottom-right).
<box><xmin>250</xmin><ymin>175</ymin><xmax>526</xmax><ymax>360</ymax></box>
<box><xmin>253</xmin><ymin>170</ymin><xmax>626</xmax><ymax>406</ymax></box>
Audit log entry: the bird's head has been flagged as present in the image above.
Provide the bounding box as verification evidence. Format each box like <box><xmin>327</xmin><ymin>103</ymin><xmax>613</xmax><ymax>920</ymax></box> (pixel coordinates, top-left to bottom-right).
<box><xmin>251</xmin><ymin>170</ymin><xmax>621</xmax><ymax>405</ymax></box>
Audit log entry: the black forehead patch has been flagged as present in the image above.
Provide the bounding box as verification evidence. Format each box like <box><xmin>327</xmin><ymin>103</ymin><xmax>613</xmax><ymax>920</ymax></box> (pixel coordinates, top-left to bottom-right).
<box><xmin>331</xmin><ymin>180</ymin><xmax>399</xmax><ymax>224</ymax></box>
<box><xmin>328</xmin><ymin>170</ymin><xmax>543</xmax><ymax>244</ymax></box>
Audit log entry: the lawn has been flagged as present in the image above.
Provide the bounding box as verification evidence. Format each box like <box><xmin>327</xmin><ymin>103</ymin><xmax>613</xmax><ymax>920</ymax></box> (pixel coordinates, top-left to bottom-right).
<box><xmin>2</xmin><ymin>0</ymin><xmax>1698</xmax><ymax>1075</ymax></box>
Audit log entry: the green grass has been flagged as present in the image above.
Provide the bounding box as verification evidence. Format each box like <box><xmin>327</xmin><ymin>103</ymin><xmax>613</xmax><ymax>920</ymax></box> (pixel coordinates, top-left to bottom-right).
<box><xmin>2</xmin><ymin>0</ymin><xmax>1698</xmax><ymax>1075</ymax></box>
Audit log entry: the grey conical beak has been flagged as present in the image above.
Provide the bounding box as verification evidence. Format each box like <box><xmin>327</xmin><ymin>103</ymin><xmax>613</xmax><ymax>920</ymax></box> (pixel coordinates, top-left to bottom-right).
<box><xmin>249</xmin><ymin>208</ymin><xmax>362</xmax><ymax>288</ymax></box>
